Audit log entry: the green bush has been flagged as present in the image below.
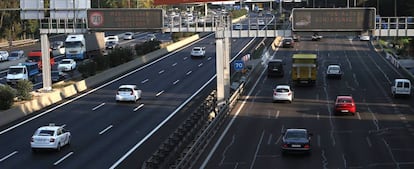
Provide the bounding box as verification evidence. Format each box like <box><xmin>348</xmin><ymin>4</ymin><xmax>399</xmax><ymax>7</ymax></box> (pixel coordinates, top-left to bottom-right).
<box><xmin>230</xmin><ymin>9</ymin><xmax>248</xmax><ymax>19</ymax></box>
<box><xmin>15</xmin><ymin>80</ymin><xmax>33</xmax><ymax>101</ymax></box>
<box><xmin>171</xmin><ymin>32</ymin><xmax>196</xmax><ymax>42</ymax></box>
<box><xmin>135</xmin><ymin>40</ymin><xmax>161</xmax><ymax>56</ymax></box>
<box><xmin>108</xmin><ymin>47</ymin><xmax>135</xmax><ymax>67</ymax></box>
<box><xmin>0</xmin><ymin>85</ymin><xmax>16</xmax><ymax>110</ymax></box>
<box><xmin>77</xmin><ymin>60</ymin><xmax>97</xmax><ymax>78</ymax></box>
<box><xmin>94</xmin><ymin>54</ymin><xmax>110</xmax><ymax>71</ymax></box>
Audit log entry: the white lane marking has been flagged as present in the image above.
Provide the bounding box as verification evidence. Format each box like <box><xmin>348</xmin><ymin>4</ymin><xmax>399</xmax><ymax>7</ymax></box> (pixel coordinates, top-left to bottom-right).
<box><xmin>172</xmin><ymin>62</ymin><xmax>177</xmax><ymax>67</ymax></box>
<box><xmin>133</xmin><ymin>104</ymin><xmax>144</xmax><ymax>112</ymax></box>
<box><xmin>186</xmin><ymin>70</ymin><xmax>192</xmax><ymax>76</ymax></box>
<box><xmin>342</xmin><ymin>154</ymin><xmax>347</xmax><ymax>169</ymax></box>
<box><xmin>198</xmin><ymin>63</ymin><xmax>203</xmax><ymax>67</ymax></box>
<box><xmin>322</xmin><ymin>150</ymin><xmax>328</xmax><ymax>169</ymax></box>
<box><xmin>274</xmin><ymin>134</ymin><xmax>282</xmax><ymax>145</ymax></box>
<box><xmin>219</xmin><ymin>135</ymin><xmax>235</xmax><ymax>166</ymax></box>
<box><xmin>356</xmin><ymin>112</ymin><xmax>361</xmax><ymax>120</ymax></box>
<box><xmin>155</xmin><ymin>90</ymin><xmax>164</xmax><ymax>97</ymax></box>
<box><xmin>275</xmin><ymin>110</ymin><xmax>280</xmax><ymax>119</ymax></box>
<box><xmin>158</xmin><ymin>70</ymin><xmax>165</xmax><ymax>74</ymax></box>
<box><xmin>54</xmin><ymin>152</ymin><xmax>74</xmax><ymax>166</ymax></box>
<box><xmin>207</xmin><ymin>57</ymin><xmax>212</xmax><ymax>60</ymax></box>
<box><xmin>92</xmin><ymin>103</ymin><xmax>106</xmax><ymax>111</ymax></box>
<box><xmin>317</xmin><ymin>135</ymin><xmax>321</xmax><ymax>147</ymax></box>
<box><xmin>400</xmin><ymin>116</ymin><xmax>407</xmax><ymax>121</ymax></box>
<box><xmin>267</xmin><ymin>111</ymin><xmax>271</xmax><ymax>119</ymax></box>
<box><xmin>173</xmin><ymin>80</ymin><xmax>180</xmax><ymax>85</ymax></box>
<box><xmin>249</xmin><ymin>131</ymin><xmax>264</xmax><ymax>169</ymax></box>
<box><xmin>99</xmin><ymin>125</ymin><xmax>113</xmax><ymax>135</ymax></box>
<box><xmin>141</xmin><ymin>79</ymin><xmax>149</xmax><ymax>84</ymax></box>
<box><xmin>317</xmin><ymin>112</ymin><xmax>320</xmax><ymax>120</ymax></box>
<box><xmin>183</xmin><ymin>57</ymin><xmax>188</xmax><ymax>60</ymax></box>
<box><xmin>366</xmin><ymin>136</ymin><xmax>372</xmax><ymax>148</ymax></box>
<box><xmin>0</xmin><ymin>151</ymin><xmax>18</xmax><ymax>162</ymax></box>
<box><xmin>267</xmin><ymin>134</ymin><xmax>272</xmax><ymax>145</ymax></box>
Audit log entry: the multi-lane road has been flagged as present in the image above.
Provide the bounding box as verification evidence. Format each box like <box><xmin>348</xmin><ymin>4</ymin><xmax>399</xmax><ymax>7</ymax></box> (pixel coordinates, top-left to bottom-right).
<box><xmin>0</xmin><ymin>29</ymin><xmax>259</xmax><ymax>168</ymax></box>
<box><xmin>196</xmin><ymin>36</ymin><xmax>414</xmax><ymax>169</ymax></box>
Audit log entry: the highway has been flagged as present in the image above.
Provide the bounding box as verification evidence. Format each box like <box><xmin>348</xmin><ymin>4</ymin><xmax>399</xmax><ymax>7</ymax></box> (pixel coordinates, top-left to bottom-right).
<box><xmin>196</xmin><ymin>36</ymin><xmax>414</xmax><ymax>169</ymax></box>
<box><xmin>0</xmin><ymin>32</ymin><xmax>258</xmax><ymax>168</ymax></box>
<box><xmin>0</xmin><ymin>32</ymin><xmax>171</xmax><ymax>89</ymax></box>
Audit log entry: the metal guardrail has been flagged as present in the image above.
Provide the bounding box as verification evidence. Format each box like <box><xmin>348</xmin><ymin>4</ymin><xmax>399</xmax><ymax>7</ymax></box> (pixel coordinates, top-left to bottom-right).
<box><xmin>0</xmin><ymin>39</ymin><xmax>39</xmax><ymax>49</ymax></box>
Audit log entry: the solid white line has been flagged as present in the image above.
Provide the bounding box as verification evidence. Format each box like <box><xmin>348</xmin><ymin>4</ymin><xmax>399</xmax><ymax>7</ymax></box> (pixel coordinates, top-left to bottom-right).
<box><xmin>155</xmin><ymin>90</ymin><xmax>164</xmax><ymax>97</ymax></box>
<box><xmin>249</xmin><ymin>131</ymin><xmax>265</xmax><ymax>169</ymax></box>
<box><xmin>173</xmin><ymin>80</ymin><xmax>180</xmax><ymax>85</ymax></box>
<box><xmin>186</xmin><ymin>70</ymin><xmax>192</xmax><ymax>75</ymax></box>
<box><xmin>0</xmin><ymin>151</ymin><xmax>18</xmax><ymax>162</ymax></box>
<box><xmin>172</xmin><ymin>62</ymin><xmax>177</xmax><ymax>67</ymax></box>
<box><xmin>92</xmin><ymin>103</ymin><xmax>105</xmax><ymax>111</ymax></box>
<box><xmin>158</xmin><ymin>70</ymin><xmax>165</xmax><ymax>74</ymax></box>
<box><xmin>99</xmin><ymin>125</ymin><xmax>113</xmax><ymax>135</ymax></box>
<box><xmin>54</xmin><ymin>152</ymin><xmax>73</xmax><ymax>166</ymax></box>
<box><xmin>141</xmin><ymin>79</ymin><xmax>149</xmax><ymax>84</ymax></box>
<box><xmin>342</xmin><ymin>154</ymin><xmax>347</xmax><ymax>169</ymax></box>
<box><xmin>356</xmin><ymin>112</ymin><xmax>362</xmax><ymax>120</ymax></box>
<box><xmin>198</xmin><ymin>63</ymin><xmax>203</xmax><ymax>67</ymax></box>
<box><xmin>133</xmin><ymin>104</ymin><xmax>144</xmax><ymax>112</ymax></box>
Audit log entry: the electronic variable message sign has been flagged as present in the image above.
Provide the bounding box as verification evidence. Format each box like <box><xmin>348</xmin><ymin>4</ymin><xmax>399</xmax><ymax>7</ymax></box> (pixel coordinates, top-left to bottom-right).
<box><xmin>154</xmin><ymin>0</ymin><xmax>234</xmax><ymax>5</ymax></box>
<box><xmin>87</xmin><ymin>9</ymin><xmax>163</xmax><ymax>30</ymax></box>
<box><xmin>292</xmin><ymin>8</ymin><xmax>376</xmax><ymax>31</ymax></box>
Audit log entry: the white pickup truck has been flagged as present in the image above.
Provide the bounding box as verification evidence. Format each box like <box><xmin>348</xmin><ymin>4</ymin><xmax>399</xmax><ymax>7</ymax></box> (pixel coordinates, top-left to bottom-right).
<box><xmin>391</xmin><ymin>78</ymin><xmax>411</xmax><ymax>97</ymax></box>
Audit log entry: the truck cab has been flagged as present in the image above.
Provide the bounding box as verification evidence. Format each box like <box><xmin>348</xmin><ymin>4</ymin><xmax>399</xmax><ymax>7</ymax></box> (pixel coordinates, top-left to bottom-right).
<box><xmin>27</xmin><ymin>50</ymin><xmax>55</xmax><ymax>70</ymax></box>
<box><xmin>391</xmin><ymin>79</ymin><xmax>411</xmax><ymax>97</ymax></box>
<box><xmin>65</xmin><ymin>34</ymin><xmax>86</xmax><ymax>60</ymax></box>
<box><xmin>6</xmin><ymin>62</ymin><xmax>39</xmax><ymax>85</ymax></box>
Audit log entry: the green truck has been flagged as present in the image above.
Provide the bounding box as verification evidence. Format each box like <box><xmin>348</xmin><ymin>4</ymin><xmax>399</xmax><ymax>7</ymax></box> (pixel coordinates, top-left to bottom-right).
<box><xmin>291</xmin><ymin>54</ymin><xmax>318</xmax><ymax>85</ymax></box>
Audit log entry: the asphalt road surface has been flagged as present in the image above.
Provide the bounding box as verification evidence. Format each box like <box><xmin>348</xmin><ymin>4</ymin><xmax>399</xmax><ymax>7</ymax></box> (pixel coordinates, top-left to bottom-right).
<box><xmin>196</xmin><ymin>36</ymin><xmax>414</xmax><ymax>169</ymax></box>
<box><xmin>0</xmin><ymin>32</ymin><xmax>259</xmax><ymax>169</ymax></box>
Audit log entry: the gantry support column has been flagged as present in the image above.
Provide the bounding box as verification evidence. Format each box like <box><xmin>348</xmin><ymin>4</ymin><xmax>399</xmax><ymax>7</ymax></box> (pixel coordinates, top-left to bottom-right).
<box><xmin>216</xmin><ymin>29</ymin><xmax>231</xmax><ymax>105</ymax></box>
<box><xmin>41</xmin><ymin>33</ymin><xmax>52</xmax><ymax>92</ymax></box>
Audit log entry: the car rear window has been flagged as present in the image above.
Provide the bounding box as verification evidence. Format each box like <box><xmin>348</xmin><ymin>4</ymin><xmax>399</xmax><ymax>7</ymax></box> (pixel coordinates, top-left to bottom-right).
<box><xmin>337</xmin><ymin>98</ymin><xmax>352</xmax><ymax>103</ymax></box>
<box><xmin>38</xmin><ymin>130</ymin><xmax>55</xmax><ymax>136</ymax></box>
<box><xmin>118</xmin><ymin>88</ymin><xmax>132</xmax><ymax>92</ymax></box>
<box><xmin>276</xmin><ymin>88</ymin><xmax>289</xmax><ymax>93</ymax></box>
<box><xmin>286</xmin><ymin>131</ymin><xmax>306</xmax><ymax>139</ymax></box>
<box><xmin>61</xmin><ymin>60</ymin><xmax>71</xmax><ymax>64</ymax></box>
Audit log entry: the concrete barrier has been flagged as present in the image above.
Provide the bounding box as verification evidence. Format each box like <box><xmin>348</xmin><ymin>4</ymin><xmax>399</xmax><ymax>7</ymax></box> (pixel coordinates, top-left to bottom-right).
<box><xmin>0</xmin><ymin>33</ymin><xmax>203</xmax><ymax>127</ymax></box>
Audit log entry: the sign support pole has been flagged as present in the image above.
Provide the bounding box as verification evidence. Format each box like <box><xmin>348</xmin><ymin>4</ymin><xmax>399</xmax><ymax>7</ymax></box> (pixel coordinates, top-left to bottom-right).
<box><xmin>41</xmin><ymin>33</ymin><xmax>52</xmax><ymax>92</ymax></box>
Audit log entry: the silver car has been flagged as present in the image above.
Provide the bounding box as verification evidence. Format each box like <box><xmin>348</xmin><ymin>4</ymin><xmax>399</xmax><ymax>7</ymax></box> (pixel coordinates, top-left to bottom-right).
<box><xmin>272</xmin><ymin>85</ymin><xmax>293</xmax><ymax>103</ymax></box>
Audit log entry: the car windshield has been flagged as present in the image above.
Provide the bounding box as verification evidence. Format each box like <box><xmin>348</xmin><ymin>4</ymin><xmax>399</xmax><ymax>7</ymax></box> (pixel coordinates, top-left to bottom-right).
<box><xmin>285</xmin><ymin>131</ymin><xmax>307</xmax><ymax>139</ymax></box>
<box><xmin>10</xmin><ymin>53</ymin><xmax>18</xmax><ymax>57</ymax></box>
<box><xmin>193</xmin><ymin>48</ymin><xmax>201</xmax><ymax>51</ymax></box>
<box><xmin>37</xmin><ymin>130</ymin><xmax>55</xmax><ymax>136</ymax></box>
<box><xmin>329</xmin><ymin>67</ymin><xmax>340</xmax><ymax>71</ymax></box>
<box><xmin>65</xmin><ymin>41</ymin><xmax>82</xmax><ymax>48</ymax></box>
<box><xmin>8</xmin><ymin>68</ymin><xmax>23</xmax><ymax>74</ymax></box>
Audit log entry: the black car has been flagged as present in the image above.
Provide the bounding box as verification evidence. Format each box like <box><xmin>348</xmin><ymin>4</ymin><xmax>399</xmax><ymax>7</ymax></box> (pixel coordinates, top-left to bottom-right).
<box><xmin>281</xmin><ymin>129</ymin><xmax>312</xmax><ymax>154</ymax></box>
<box><xmin>282</xmin><ymin>38</ymin><xmax>294</xmax><ymax>48</ymax></box>
<box><xmin>267</xmin><ymin>59</ymin><xmax>284</xmax><ymax>77</ymax></box>
<box><xmin>105</xmin><ymin>41</ymin><xmax>119</xmax><ymax>49</ymax></box>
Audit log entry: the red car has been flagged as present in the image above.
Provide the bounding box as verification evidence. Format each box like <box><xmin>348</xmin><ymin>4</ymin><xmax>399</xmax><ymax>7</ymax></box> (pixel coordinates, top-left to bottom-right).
<box><xmin>334</xmin><ymin>95</ymin><xmax>356</xmax><ymax>115</ymax></box>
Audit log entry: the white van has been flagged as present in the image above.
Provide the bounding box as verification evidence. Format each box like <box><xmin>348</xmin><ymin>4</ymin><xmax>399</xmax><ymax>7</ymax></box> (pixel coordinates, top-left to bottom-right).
<box><xmin>391</xmin><ymin>79</ymin><xmax>411</xmax><ymax>97</ymax></box>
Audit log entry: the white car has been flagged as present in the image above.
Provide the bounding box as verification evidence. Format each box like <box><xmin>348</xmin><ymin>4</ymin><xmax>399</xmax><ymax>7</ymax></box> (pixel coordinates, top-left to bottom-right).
<box><xmin>58</xmin><ymin>59</ymin><xmax>77</xmax><ymax>71</ymax></box>
<box><xmin>326</xmin><ymin>64</ymin><xmax>343</xmax><ymax>79</ymax></box>
<box><xmin>258</xmin><ymin>19</ymin><xmax>265</xmax><ymax>25</ymax></box>
<box><xmin>123</xmin><ymin>32</ymin><xmax>134</xmax><ymax>40</ymax></box>
<box><xmin>0</xmin><ymin>50</ymin><xmax>9</xmax><ymax>61</ymax></box>
<box><xmin>359</xmin><ymin>35</ymin><xmax>370</xmax><ymax>41</ymax></box>
<box><xmin>8</xmin><ymin>50</ymin><xmax>24</xmax><ymax>61</ymax></box>
<box><xmin>31</xmin><ymin>124</ymin><xmax>71</xmax><ymax>152</ymax></box>
<box><xmin>273</xmin><ymin>85</ymin><xmax>293</xmax><ymax>103</ymax></box>
<box><xmin>191</xmin><ymin>47</ymin><xmax>206</xmax><ymax>57</ymax></box>
<box><xmin>116</xmin><ymin>85</ymin><xmax>142</xmax><ymax>102</ymax></box>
